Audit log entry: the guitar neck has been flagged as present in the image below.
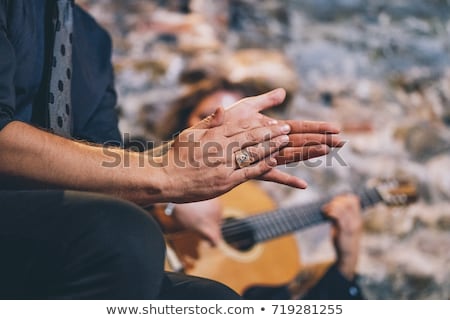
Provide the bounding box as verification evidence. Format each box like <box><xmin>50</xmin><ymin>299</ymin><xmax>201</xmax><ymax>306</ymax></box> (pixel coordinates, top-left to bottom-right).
<box><xmin>221</xmin><ymin>187</ymin><xmax>383</xmax><ymax>246</ymax></box>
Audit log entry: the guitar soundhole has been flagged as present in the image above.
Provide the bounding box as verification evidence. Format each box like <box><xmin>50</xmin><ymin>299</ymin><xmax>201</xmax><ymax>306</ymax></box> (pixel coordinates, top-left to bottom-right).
<box><xmin>222</xmin><ymin>217</ymin><xmax>256</xmax><ymax>252</ymax></box>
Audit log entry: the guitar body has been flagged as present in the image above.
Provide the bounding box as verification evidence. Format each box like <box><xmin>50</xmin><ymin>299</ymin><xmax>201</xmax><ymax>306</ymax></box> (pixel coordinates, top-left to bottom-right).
<box><xmin>165</xmin><ymin>182</ymin><xmax>301</xmax><ymax>295</ymax></box>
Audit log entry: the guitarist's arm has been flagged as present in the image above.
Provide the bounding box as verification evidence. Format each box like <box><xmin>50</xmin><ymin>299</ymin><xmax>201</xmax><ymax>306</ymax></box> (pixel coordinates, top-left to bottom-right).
<box><xmin>302</xmin><ymin>194</ymin><xmax>364</xmax><ymax>300</ymax></box>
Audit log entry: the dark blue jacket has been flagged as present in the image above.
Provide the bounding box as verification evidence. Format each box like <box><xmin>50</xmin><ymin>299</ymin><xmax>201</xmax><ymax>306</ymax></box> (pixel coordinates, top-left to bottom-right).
<box><xmin>0</xmin><ymin>0</ymin><xmax>121</xmax><ymax>144</ymax></box>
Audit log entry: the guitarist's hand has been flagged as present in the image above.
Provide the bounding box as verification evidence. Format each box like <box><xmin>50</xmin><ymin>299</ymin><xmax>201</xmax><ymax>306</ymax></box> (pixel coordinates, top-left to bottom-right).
<box><xmin>322</xmin><ymin>194</ymin><xmax>363</xmax><ymax>281</ymax></box>
<box><xmin>172</xmin><ymin>199</ymin><xmax>223</xmax><ymax>246</ymax></box>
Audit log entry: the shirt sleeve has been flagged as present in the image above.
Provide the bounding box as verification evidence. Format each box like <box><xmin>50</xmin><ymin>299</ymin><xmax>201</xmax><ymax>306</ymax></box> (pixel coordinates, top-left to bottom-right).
<box><xmin>75</xmin><ymin>70</ymin><xmax>123</xmax><ymax>146</ymax></box>
<box><xmin>70</xmin><ymin>5</ymin><xmax>122</xmax><ymax>146</ymax></box>
<box><xmin>0</xmin><ymin>1</ymin><xmax>16</xmax><ymax>132</ymax></box>
<box><xmin>302</xmin><ymin>263</ymin><xmax>365</xmax><ymax>300</ymax></box>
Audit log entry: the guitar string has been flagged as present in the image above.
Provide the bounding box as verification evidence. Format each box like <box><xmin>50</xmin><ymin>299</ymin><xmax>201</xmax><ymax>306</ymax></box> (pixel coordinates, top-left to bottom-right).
<box><xmin>223</xmin><ymin>193</ymin><xmax>329</xmax><ymax>235</ymax></box>
<box><xmin>221</xmin><ymin>187</ymin><xmax>383</xmax><ymax>244</ymax></box>
<box><xmin>222</xmin><ymin>199</ymin><xmax>328</xmax><ymax>243</ymax></box>
<box><xmin>251</xmin><ymin>202</ymin><xmax>322</xmax><ymax>243</ymax></box>
<box><xmin>221</xmin><ymin>204</ymin><xmax>303</xmax><ymax>237</ymax></box>
<box><xmin>222</xmin><ymin>191</ymin><xmax>365</xmax><ymax>243</ymax></box>
<box><xmin>252</xmin><ymin>205</ymin><xmax>291</xmax><ymax>242</ymax></box>
<box><xmin>263</xmin><ymin>204</ymin><xmax>289</xmax><ymax>240</ymax></box>
<box><xmin>222</xmin><ymin>200</ymin><xmax>323</xmax><ymax>243</ymax></box>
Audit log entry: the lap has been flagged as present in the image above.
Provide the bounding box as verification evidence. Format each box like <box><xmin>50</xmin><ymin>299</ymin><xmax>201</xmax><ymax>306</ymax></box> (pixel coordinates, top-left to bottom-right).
<box><xmin>0</xmin><ymin>190</ymin><xmax>165</xmax><ymax>299</ymax></box>
<box><xmin>0</xmin><ymin>190</ymin><xmax>240</xmax><ymax>299</ymax></box>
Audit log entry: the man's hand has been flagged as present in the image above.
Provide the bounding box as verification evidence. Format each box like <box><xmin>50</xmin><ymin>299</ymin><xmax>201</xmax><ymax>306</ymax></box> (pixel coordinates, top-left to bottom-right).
<box><xmin>159</xmin><ymin>88</ymin><xmax>344</xmax><ymax>203</ymax></box>
<box><xmin>322</xmin><ymin>194</ymin><xmax>363</xmax><ymax>280</ymax></box>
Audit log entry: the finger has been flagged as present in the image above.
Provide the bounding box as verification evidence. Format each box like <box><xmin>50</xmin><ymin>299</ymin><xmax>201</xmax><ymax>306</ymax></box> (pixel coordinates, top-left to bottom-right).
<box><xmin>321</xmin><ymin>202</ymin><xmax>331</xmax><ymax>214</ymax></box>
<box><xmin>275</xmin><ymin>145</ymin><xmax>330</xmax><ymax>164</ymax></box>
<box><xmin>283</xmin><ymin>120</ymin><xmax>341</xmax><ymax>134</ymax></box>
<box><xmin>228</xmin><ymin>88</ymin><xmax>287</xmax><ymax>113</ymax></box>
<box><xmin>324</xmin><ymin>198</ymin><xmax>362</xmax><ymax>232</ymax></box>
<box><xmin>223</xmin><ymin>114</ymin><xmax>279</xmax><ymax>137</ymax></box>
<box><xmin>191</xmin><ymin>107</ymin><xmax>225</xmax><ymax>130</ymax></box>
<box><xmin>229</xmin><ymin>157</ymin><xmax>277</xmax><ymax>184</ymax></box>
<box><xmin>288</xmin><ymin>133</ymin><xmax>345</xmax><ymax>148</ymax></box>
<box><xmin>328</xmin><ymin>195</ymin><xmax>360</xmax><ymax>217</ymax></box>
<box><xmin>202</xmin><ymin>225</ymin><xmax>222</xmax><ymax>247</ymax></box>
<box><xmin>321</xmin><ymin>205</ymin><xmax>342</xmax><ymax>221</ymax></box>
<box><xmin>330</xmin><ymin>225</ymin><xmax>338</xmax><ymax>240</ymax></box>
<box><xmin>347</xmin><ymin>195</ymin><xmax>361</xmax><ymax>210</ymax></box>
<box><xmin>234</xmin><ymin>135</ymin><xmax>290</xmax><ymax>169</ymax></box>
<box><xmin>322</xmin><ymin>197</ymin><xmax>345</xmax><ymax>218</ymax></box>
<box><xmin>229</xmin><ymin>123</ymin><xmax>291</xmax><ymax>150</ymax></box>
<box><xmin>330</xmin><ymin>208</ymin><xmax>349</xmax><ymax>225</ymax></box>
<box><xmin>257</xmin><ymin>168</ymin><xmax>308</xmax><ymax>189</ymax></box>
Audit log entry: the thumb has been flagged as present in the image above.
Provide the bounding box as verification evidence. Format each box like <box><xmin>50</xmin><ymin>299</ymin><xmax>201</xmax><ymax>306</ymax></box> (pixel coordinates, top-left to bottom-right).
<box><xmin>192</xmin><ymin>107</ymin><xmax>225</xmax><ymax>130</ymax></box>
<box><xmin>203</xmin><ymin>224</ymin><xmax>222</xmax><ymax>247</ymax></box>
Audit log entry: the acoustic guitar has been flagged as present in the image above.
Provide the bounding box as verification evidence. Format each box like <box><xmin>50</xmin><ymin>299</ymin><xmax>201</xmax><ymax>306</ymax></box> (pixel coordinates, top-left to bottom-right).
<box><xmin>159</xmin><ymin>179</ymin><xmax>418</xmax><ymax>295</ymax></box>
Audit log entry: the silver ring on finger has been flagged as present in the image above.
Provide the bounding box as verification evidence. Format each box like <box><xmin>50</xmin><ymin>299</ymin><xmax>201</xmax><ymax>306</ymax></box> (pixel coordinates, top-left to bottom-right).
<box><xmin>235</xmin><ymin>149</ymin><xmax>252</xmax><ymax>169</ymax></box>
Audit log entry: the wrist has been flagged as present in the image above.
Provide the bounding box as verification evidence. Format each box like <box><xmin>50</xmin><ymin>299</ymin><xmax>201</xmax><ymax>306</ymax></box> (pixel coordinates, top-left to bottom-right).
<box><xmin>139</xmin><ymin>154</ymin><xmax>172</xmax><ymax>203</ymax></box>
<box><xmin>336</xmin><ymin>257</ymin><xmax>357</xmax><ymax>281</ymax></box>
<box><xmin>145</xmin><ymin>151</ymin><xmax>195</xmax><ymax>204</ymax></box>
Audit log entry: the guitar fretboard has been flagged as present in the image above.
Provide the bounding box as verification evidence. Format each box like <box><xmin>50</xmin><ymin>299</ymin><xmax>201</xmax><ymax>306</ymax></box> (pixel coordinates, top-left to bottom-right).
<box><xmin>221</xmin><ymin>187</ymin><xmax>382</xmax><ymax>246</ymax></box>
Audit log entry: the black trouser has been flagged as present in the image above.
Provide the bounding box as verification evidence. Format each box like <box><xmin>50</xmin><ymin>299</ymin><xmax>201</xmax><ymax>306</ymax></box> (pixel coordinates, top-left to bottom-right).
<box><xmin>0</xmin><ymin>190</ymin><xmax>240</xmax><ymax>300</ymax></box>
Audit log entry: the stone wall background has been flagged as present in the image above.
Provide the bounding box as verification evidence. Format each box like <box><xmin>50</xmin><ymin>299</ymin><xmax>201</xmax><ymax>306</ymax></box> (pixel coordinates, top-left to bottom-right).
<box><xmin>79</xmin><ymin>0</ymin><xmax>450</xmax><ymax>299</ymax></box>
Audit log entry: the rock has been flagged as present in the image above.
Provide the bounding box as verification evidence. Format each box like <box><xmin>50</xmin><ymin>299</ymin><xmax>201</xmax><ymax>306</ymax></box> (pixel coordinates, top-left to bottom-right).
<box><xmin>364</xmin><ymin>205</ymin><xmax>416</xmax><ymax>236</ymax></box>
<box><xmin>290</xmin><ymin>0</ymin><xmax>366</xmax><ymax>21</ymax></box>
<box><xmin>409</xmin><ymin>202</ymin><xmax>450</xmax><ymax>228</ymax></box>
<box><xmin>221</xmin><ymin>49</ymin><xmax>300</xmax><ymax>95</ymax></box>
<box><xmin>359</xmin><ymin>228</ymin><xmax>450</xmax><ymax>299</ymax></box>
<box><xmin>426</xmin><ymin>155</ymin><xmax>450</xmax><ymax>201</ymax></box>
<box><xmin>439</xmin><ymin>69</ymin><xmax>450</xmax><ymax>126</ymax></box>
<box><xmin>402</xmin><ymin>122</ymin><xmax>450</xmax><ymax>162</ymax></box>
